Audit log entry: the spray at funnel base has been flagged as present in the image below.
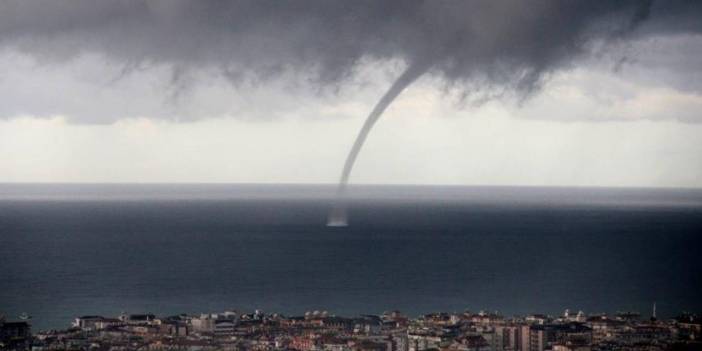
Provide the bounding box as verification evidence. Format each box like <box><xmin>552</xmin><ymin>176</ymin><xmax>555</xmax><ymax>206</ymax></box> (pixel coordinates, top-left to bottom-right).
<box><xmin>326</xmin><ymin>204</ymin><xmax>348</xmax><ymax>227</ymax></box>
<box><xmin>327</xmin><ymin>60</ymin><xmax>430</xmax><ymax>227</ymax></box>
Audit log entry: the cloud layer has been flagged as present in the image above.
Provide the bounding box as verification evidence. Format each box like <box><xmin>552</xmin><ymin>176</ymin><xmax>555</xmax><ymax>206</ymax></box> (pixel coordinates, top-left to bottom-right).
<box><xmin>1</xmin><ymin>0</ymin><xmax>701</xmax><ymax>123</ymax></box>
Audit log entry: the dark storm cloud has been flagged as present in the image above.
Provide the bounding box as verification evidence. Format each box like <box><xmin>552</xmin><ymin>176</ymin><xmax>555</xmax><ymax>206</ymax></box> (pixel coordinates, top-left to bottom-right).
<box><xmin>1</xmin><ymin>0</ymin><xmax>701</xmax><ymax>107</ymax></box>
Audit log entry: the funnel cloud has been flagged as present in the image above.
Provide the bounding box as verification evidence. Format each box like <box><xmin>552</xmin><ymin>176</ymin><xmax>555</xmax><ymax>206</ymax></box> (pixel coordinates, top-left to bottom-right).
<box><xmin>328</xmin><ymin>59</ymin><xmax>432</xmax><ymax>226</ymax></box>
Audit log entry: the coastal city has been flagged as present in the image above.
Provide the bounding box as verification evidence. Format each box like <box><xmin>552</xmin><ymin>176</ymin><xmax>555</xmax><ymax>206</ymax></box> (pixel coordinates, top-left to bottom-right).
<box><xmin>2</xmin><ymin>308</ymin><xmax>700</xmax><ymax>351</ymax></box>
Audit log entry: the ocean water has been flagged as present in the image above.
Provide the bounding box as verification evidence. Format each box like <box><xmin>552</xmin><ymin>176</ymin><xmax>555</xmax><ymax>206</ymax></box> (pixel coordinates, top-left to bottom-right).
<box><xmin>1</xmin><ymin>184</ymin><xmax>701</xmax><ymax>331</ymax></box>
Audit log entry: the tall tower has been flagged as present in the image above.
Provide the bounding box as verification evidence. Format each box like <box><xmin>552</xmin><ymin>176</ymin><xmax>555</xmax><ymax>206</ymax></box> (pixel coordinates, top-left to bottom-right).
<box><xmin>651</xmin><ymin>302</ymin><xmax>657</xmax><ymax>322</ymax></box>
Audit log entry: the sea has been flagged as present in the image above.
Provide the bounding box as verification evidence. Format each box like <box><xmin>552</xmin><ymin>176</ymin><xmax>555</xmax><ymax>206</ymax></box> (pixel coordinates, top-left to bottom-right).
<box><xmin>1</xmin><ymin>184</ymin><xmax>701</xmax><ymax>331</ymax></box>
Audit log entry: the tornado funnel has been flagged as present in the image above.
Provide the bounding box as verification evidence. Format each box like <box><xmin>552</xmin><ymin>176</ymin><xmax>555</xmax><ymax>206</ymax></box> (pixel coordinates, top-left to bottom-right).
<box><xmin>327</xmin><ymin>60</ymin><xmax>431</xmax><ymax>227</ymax></box>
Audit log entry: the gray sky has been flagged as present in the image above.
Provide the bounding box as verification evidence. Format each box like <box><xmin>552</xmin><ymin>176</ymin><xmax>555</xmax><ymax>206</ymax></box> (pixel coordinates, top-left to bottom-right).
<box><xmin>1</xmin><ymin>1</ymin><xmax>701</xmax><ymax>187</ymax></box>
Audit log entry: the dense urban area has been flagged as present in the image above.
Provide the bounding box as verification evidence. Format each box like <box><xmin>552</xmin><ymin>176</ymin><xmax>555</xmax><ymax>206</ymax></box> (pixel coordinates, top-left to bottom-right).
<box><xmin>2</xmin><ymin>308</ymin><xmax>700</xmax><ymax>351</ymax></box>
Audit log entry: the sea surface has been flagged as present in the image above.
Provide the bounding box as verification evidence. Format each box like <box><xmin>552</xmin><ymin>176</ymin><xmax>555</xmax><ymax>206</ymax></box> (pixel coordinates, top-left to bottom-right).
<box><xmin>1</xmin><ymin>184</ymin><xmax>701</xmax><ymax>331</ymax></box>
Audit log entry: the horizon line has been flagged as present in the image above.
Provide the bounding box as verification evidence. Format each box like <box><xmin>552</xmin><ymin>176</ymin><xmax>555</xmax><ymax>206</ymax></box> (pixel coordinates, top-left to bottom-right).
<box><xmin>1</xmin><ymin>182</ymin><xmax>701</xmax><ymax>191</ymax></box>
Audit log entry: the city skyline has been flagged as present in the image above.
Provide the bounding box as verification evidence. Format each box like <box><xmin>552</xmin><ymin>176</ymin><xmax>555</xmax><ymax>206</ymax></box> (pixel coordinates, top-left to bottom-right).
<box><xmin>4</xmin><ymin>306</ymin><xmax>700</xmax><ymax>351</ymax></box>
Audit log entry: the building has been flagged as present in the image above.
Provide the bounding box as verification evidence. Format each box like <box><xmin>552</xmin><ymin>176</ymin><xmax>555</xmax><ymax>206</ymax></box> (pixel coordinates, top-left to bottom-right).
<box><xmin>72</xmin><ymin>315</ymin><xmax>105</xmax><ymax>330</ymax></box>
<box><xmin>529</xmin><ymin>323</ymin><xmax>592</xmax><ymax>351</ymax></box>
<box><xmin>0</xmin><ymin>319</ymin><xmax>31</xmax><ymax>351</ymax></box>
